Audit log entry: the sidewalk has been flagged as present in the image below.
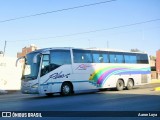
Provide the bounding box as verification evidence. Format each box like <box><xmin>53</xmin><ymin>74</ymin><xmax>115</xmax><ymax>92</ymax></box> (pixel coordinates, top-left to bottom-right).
<box><xmin>0</xmin><ymin>90</ymin><xmax>8</xmax><ymax>94</ymax></box>
<box><xmin>150</xmin><ymin>79</ymin><xmax>160</xmax><ymax>91</ymax></box>
<box><xmin>150</xmin><ymin>79</ymin><xmax>160</xmax><ymax>84</ymax></box>
<box><xmin>0</xmin><ymin>90</ymin><xmax>19</xmax><ymax>95</ymax></box>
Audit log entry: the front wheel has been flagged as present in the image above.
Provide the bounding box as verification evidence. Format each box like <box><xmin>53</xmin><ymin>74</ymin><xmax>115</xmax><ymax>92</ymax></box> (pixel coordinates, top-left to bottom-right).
<box><xmin>116</xmin><ymin>79</ymin><xmax>124</xmax><ymax>91</ymax></box>
<box><xmin>60</xmin><ymin>82</ymin><xmax>73</xmax><ymax>96</ymax></box>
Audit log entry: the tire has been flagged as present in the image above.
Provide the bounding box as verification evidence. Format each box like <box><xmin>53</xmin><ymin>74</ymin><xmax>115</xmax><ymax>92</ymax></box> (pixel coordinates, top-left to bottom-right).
<box><xmin>126</xmin><ymin>79</ymin><xmax>134</xmax><ymax>90</ymax></box>
<box><xmin>60</xmin><ymin>82</ymin><xmax>73</xmax><ymax>96</ymax></box>
<box><xmin>116</xmin><ymin>79</ymin><xmax>124</xmax><ymax>91</ymax></box>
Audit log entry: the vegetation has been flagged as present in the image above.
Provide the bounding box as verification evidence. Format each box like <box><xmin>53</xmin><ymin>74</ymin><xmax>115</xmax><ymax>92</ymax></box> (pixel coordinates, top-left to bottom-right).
<box><xmin>130</xmin><ymin>49</ymin><xmax>141</xmax><ymax>52</ymax></box>
<box><xmin>150</xmin><ymin>55</ymin><xmax>156</xmax><ymax>60</ymax></box>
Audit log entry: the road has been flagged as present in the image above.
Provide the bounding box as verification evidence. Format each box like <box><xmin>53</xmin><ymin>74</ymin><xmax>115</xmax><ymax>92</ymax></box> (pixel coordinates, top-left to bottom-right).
<box><xmin>0</xmin><ymin>83</ymin><xmax>160</xmax><ymax>119</ymax></box>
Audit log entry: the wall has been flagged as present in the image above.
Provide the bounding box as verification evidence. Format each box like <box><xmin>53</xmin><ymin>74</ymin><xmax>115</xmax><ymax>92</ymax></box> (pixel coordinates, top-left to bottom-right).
<box><xmin>0</xmin><ymin>56</ymin><xmax>22</xmax><ymax>90</ymax></box>
<box><xmin>156</xmin><ymin>50</ymin><xmax>160</xmax><ymax>79</ymax></box>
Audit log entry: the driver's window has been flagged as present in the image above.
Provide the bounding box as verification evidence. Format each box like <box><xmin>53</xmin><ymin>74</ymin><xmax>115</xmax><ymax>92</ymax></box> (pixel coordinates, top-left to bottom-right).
<box><xmin>41</xmin><ymin>54</ymin><xmax>49</xmax><ymax>76</ymax></box>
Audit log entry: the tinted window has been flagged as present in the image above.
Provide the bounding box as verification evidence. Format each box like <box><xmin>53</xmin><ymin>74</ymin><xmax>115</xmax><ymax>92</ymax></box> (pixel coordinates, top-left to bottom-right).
<box><xmin>109</xmin><ymin>52</ymin><xmax>124</xmax><ymax>63</ymax></box>
<box><xmin>92</xmin><ymin>52</ymin><xmax>100</xmax><ymax>63</ymax></box>
<box><xmin>101</xmin><ymin>52</ymin><xmax>109</xmax><ymax>63</ymax></box>
<box><xmin>124</xmin><ymin>53</ymin><xmax>137</xmax><ymax>63</ymax></box>
<box><xmin>130</xmin><ymin>55</ymin><xmax>137</xmax><ymax>63</ymax></box>
<box><xmin>137</xmin><ymin>54</ymin><xmax>148</xmax><ymax>64</ymax></box>
<box><xmin>50</xmin><ymin>50</ymin><xmax>71</xmax><ymax>66</ymax></box>
<box><xmin>116</xmin><ymin>53</ymin><xmax>124</xmax><ymax>63</ymax></box>
<box><xmin>92</xmin><ymin>51</ymin><xmax>109</xmax><ymax>63</ymax></box>
<box><xmin>124</xmin><ymin>54</ymin><xmax>130</xmax><ymax>63</ymax></box>
<box><xmin>73</xmin><ymin>49</ymin><xmax>92</xmax><ymax>63</ymax></box>
<box><xmin>109</xmin><ymin>53</ymin><xmax>116</xmax><ymax>63</ymax></box>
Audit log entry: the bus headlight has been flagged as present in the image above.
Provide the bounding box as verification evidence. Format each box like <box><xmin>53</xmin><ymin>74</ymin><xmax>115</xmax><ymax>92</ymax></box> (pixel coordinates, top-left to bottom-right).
<box><xmin>31</xmin><ymin>83</ymin><xmax>39</xmax><ymax>88</ymax></box>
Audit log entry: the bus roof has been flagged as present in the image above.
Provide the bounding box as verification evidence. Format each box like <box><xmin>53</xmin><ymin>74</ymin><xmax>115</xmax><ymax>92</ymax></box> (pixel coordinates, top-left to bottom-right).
<box><xmin>27</xmin><ymin>47</ymin><xmax>147</xmax><ymax>55</ymax></box>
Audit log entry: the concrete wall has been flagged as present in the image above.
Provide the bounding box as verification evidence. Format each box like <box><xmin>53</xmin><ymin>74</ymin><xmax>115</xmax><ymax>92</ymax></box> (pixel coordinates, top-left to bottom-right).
<box><xmin>0</xmin><ymin>56</ymin><xmax>22</xmax><ymax>90</ymax></box>
<box><xmin>151</xmin><ymin>71</ymin><xmax>157</xmax><ymax>79</ymax></box>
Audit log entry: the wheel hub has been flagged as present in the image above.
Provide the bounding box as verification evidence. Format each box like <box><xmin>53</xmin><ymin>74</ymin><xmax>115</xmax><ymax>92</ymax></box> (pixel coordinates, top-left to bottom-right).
<box><xmin>63</xmin><ymin>85</ymin><xmax>70</xmax><ymax>94</ymax></box>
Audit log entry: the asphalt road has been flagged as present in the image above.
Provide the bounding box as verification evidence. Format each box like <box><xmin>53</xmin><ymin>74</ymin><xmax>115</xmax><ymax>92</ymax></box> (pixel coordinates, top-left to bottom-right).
<box><xmin>0</xmin><ymin>83</ymin><xmax>160</xmax><ymax>120</ymax></box>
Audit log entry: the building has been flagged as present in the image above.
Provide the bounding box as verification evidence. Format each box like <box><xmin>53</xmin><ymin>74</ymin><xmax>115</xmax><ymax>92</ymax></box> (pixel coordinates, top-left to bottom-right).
<box><xmin>17</xmin><ymin>44</ymin><xmax>38</xmax><ymax>58</ymax></box>
<box><xmin>0</xmin><ymin>51</ymin><xmax>3</xmax><ymax>57</ymax></box>
<box><xmin>150</xmin><ymin>50</ymin><xmax>160</xmax><ymax>79</ymax></box>
<box><xmin>150</xmin><ymin>58</ymin><xmax>157</xmax><ymax>79</ymax></box>
<box><xmin>156</xmin><ymin>50</ymin><xmax>160</xmax><ymax>79</ymax></box>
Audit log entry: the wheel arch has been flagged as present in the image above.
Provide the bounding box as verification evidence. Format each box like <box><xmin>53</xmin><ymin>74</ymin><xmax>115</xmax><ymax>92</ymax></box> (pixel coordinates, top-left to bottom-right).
<box><xmin>116</xmin><ymin>78</ymin><xmax>125</xmax><ymax>91</ymax></box>
<box><xmin>117</xmin><ymin>78</ymin><xmax>125</xmax><ymax>85</ymax></box>
<box><xmin>128</xmin><ymin>78</ymin><xmax>134</xmax><ymax>86</ymax></box>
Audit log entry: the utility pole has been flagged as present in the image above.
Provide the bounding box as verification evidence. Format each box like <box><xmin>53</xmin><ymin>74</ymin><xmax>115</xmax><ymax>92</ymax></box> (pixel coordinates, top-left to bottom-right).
<box><xmin>88</xmin><ymin>39</ymin><xmax>91</xmax><ymax>48</ymax></box>
<box><xmin>3</xmin><ymin>41</ymin><xmax>7</xmax><ymax>57</ymax></box>
<box><xmin>107</xmin><ymin>40</ymin><xmax>109</xmax><ymax>48</ymax></box>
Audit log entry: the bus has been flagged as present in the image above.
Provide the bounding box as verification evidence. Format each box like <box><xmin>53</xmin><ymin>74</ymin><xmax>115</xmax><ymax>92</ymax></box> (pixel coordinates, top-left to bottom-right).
<box><xmin>17</xmin><ymin>47</ymin><xmax>151</xmax><ymax>96</ymax></box>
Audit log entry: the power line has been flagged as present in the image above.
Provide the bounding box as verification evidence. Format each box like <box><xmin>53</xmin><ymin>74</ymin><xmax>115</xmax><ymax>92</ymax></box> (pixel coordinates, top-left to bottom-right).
<box><xmin>8</xmin><ymin>18</ymin><xmax>160</xmax><ymax>42</ymax></box>
<box><xmin>0</xmin><ymin>0</ymin><xmax>116</xmax><ymax>23</ymax></box>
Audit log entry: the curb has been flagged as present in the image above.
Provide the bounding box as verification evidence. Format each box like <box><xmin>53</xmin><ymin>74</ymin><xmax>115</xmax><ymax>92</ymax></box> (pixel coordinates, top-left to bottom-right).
<box><xmin>150</xmin><ymin>79</ymin><xmax>160</xmax><ymax>84</ymax></box>
<box><xmin>0</xmin><ymin>90</ymin><xmax>8</xmax><ymax>94</ymax></box>
<box><xmin>154</xmin><ymin>87</ymin><xmax>160</xmax><ymax>91</ymax></box>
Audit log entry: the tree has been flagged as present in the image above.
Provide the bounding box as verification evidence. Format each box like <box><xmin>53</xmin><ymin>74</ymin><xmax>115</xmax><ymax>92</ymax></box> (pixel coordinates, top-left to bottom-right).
<box><xmin>130</xmin><ymin>49</ymin><xmax>141</xmax><ymax>52</ymax></box>
<box><xmin>150</xmin><ymin>55</ymin><xmax>156</xmax><ymax>60</ymax></box>
<box><xmin>0</xmin><ymin>51</ymin><xmax>3</xmax><ymax>54</ymax></box>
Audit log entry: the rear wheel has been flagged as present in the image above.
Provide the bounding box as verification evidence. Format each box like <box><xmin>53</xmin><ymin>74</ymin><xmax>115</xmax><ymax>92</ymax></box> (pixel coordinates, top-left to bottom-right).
<box><xmin>60</xmin><ymin>82</ymin><xmax>73</xmax><ymax>96</ymax></box>
<box><xmin>116</xmin><ymin>79</ymin><xmax>124</xmax><ymax>91</ymax></box>
<box><xmin>126</xmin><ymin>79</ymin><xmax>134</xmax><ymax>90</ymax></box>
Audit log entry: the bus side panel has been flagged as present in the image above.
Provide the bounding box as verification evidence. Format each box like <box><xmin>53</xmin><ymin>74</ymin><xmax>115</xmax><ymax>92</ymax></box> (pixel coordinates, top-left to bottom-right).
<box><xmin>87</xmin><ymin>63</ymin><xmax>151</xmax><ymax>89</ymax></box>
<box><xmin>72</xmin><ymin>63</ymin><xmax>97</xmax><ymax>92</ymax></box>
<box><xmin>39</xmin><ymin>65</ymin><xmax>72</xmax><ymax>94</ymax></box>
<box><xmin>71</xmin><ymin>74</ymin><xmax>97</xmax><ymax>92</ymax></box>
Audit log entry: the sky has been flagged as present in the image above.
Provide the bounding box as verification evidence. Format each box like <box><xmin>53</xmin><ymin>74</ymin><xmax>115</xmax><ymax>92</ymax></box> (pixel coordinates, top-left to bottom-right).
<box><xmin>0</xmin><ymin>0</ymin><xmax>160</xmax><ymax>57</ymax></box>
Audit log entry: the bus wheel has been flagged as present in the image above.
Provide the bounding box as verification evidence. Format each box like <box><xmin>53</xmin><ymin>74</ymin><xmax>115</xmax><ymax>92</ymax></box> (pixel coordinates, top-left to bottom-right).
<box><xmin>126</xmin><ymin>79</ymin><xmax>134</xmax><ymax>90</ymax></box>
<box><xmin>60</xmin><ymin>82</ymin><xmax>73</xmax><ymax>96</ymax></box>
<box><xmin>116</xmin><ymin>79</ymin><xmax>124</xmax><ymax>91</ymax></box>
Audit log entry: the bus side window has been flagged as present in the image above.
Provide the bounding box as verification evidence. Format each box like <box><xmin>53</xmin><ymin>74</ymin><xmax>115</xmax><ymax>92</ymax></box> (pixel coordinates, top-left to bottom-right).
<box><xmin>109</xmin><ymin>53</ymin><xmax>116</xmax><ymax>63</ymax></box>
<box><xmin>92</xmin><ymin>52</ymin><xmax>100</xmax><ymax>63</ymax></box>
<box><xmin>102</xmin><ymin>53</ymin><xmax>109</xmax><ymax>63</ymax></box>
<box><xmin>137</xmin><ymin>54</ymin><xmax>148</xmax><ymax>64</ymax></box>
<box><xmin>92</xmin><ymin>51</ymin><xmax>109</xmax><ymax>63</ymax></box>
<box><xmin>116</xmin><ymin>53</ymin><xmax>124</xmax><ymax>63</ymax></box>
<box><xmin>50</xmin><ymin>50</ymin><xmax>71</xmax><ymax>71</ymax></box>
<box><xmin>73</xmin><ymin>49</ymin><xmax>92</xmax><ymax>63</ymax></box>
<box><xmin>124</xmin><ymin>53</ymin><xmax>137</xmax><ymax>64</ymax></box>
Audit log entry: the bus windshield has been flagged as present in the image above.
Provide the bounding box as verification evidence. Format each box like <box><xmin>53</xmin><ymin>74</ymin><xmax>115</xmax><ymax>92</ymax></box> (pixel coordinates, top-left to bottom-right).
<box><xmin>22</xmin><ymin>52</ymin><xmax>40</xmax><ymax>80</ymax></box>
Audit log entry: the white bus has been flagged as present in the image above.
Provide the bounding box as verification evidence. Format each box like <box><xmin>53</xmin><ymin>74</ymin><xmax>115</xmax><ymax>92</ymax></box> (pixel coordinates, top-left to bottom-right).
<box><xmin>17</xmin><ymin>47</ymin><xmax>151</xmax><ymax>96</ymax></box>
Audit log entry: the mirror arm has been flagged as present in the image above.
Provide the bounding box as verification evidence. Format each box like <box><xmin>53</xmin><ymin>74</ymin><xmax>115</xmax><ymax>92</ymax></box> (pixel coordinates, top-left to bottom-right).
<box><xmin>16</xmin><ymin>56</ymin><xmax>25</xmax><ymax>67</ymax></box>
<box><xmin>33</xmin><ymin>53</ymin><xmax>42</xmax><ymax>63</ymax></box>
